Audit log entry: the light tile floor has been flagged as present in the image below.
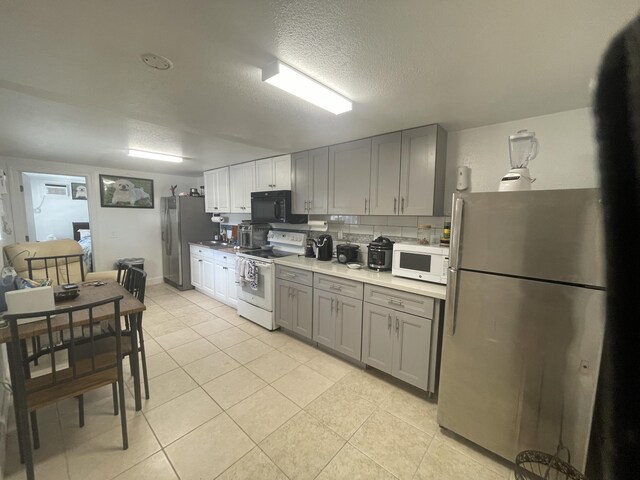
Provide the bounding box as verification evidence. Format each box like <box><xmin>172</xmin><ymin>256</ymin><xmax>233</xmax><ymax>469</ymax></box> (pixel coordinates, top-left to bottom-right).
<box><xmin>4</xmin><ymin>283</ymin><xmax>514</xmax><ymax>480</ymax></box>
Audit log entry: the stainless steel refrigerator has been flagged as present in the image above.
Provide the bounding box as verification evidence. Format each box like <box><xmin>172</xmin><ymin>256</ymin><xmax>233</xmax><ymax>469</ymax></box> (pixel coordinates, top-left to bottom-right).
<box><xmin>437</xmin><ymin>189</ymin><xmax>605</xmax><ymax>471</ymax></box>
<box><xmin>161</xmin><ymin>196</ymin><xmax>217</xmax><ymax>290</ymax></box>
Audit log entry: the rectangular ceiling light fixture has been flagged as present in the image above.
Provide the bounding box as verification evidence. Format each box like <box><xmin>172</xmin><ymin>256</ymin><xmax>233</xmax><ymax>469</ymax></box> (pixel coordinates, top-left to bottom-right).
<box><xmin>262</xmin><ymin>60</ymin><xmax>352</xmax><ymax>115</ymax></box>
<box><xmin>128</xmin><ymin>149</ymin><xmax>183</xmax><ymax>163</ymax></box>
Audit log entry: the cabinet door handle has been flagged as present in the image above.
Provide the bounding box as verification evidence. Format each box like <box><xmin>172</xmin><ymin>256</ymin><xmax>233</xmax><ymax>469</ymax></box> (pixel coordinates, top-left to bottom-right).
<box><xmin>393</xmin><ymin>197</ymin><xmax>397</xmax><ymax>214</ymax></box>
<box><xmin>282</xmin><ymin>272</ymin><xmax>297</xmax><ymax>278</ymax></box>
<box><xmin>395</xmin><ymin>317</ymin><xmax>399</xmax><ymax>335</ymax></box>
<box><xmin>388</xmin><ymin>298</ymin><xmax>404</xmax><ymax>306</ymax></box>
<box><xmin>401</xmin><ymin>197</ymin><xmax>405</xmax><ymax>214</ymax></box>
<box><xmin>329</xmin><ymin>284</ymin><xmax>342</xmax><ymax>291</ymax></box>
<box><xmin>336</xmin><ymin>300</ymin><xmax>340</xmax><ymax>314</ymax></box>
<box><xmin>331</xmin><ymin>297</ymin><xmax>334</xmax><ymax>313</ymax></box>
<box><xmin>387</xmin><ymin>314</ymin><xmax>392</xmax><ymax>331</ymax></box>
<box><xmin>308</xmin><ymin>201</ymin><xmax>312</xmax><ymax>211</ymax></box>
<box><xmin>288</xmin><ymin>287</ymin><xmax>292</xmax><ymax>298</ymax></box>
<box><xmin>364</xmin><ymin>198</ymin><xmax>368</xmax><ymax>214</ymax></box>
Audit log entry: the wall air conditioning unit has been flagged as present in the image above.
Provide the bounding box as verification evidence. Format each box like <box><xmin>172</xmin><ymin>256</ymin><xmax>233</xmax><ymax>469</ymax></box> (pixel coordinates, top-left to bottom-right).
<box><xmin>44</xmin><ymin>184</ymin><xmax>68</xmax><ymax>196</ymax></box>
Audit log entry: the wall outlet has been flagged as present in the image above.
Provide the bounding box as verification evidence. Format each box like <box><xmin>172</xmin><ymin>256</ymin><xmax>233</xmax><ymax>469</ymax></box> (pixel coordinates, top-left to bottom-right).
<box><xmin>337</xmin><ymin>229</ymin><xmax>343</xmax><ymax>240</ymax></box>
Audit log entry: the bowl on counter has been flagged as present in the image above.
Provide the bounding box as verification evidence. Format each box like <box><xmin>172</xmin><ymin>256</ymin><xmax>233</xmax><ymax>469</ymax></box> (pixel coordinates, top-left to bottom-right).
<box><xmin>346</xmin><ymin>262</ymin><xmax>363</xmax><ymax>270</ymax></box>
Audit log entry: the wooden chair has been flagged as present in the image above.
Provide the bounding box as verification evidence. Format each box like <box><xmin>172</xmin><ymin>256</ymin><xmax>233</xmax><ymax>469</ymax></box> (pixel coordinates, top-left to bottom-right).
<box><xmin>4</xmin><ymin>296</ymin><xmax>128</xmax><ymax>480</ymax></box>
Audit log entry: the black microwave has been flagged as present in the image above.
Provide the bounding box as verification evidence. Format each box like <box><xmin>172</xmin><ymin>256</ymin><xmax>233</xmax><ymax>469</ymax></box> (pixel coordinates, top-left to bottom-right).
<box><xmin>250</xmin><ymin>190</ymin><xmax>306</xmax><ymax>224</ymax></box>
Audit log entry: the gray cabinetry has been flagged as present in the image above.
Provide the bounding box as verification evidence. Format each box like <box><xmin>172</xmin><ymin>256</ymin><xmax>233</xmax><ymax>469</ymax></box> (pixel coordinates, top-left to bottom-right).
<box><xmin>313</xmin><ymin>273</ymin><xmax>363</xmax><ymax>361</ymax></box>
<box><xmin>291</xmin><ymin>147</ymin><xmax>329</xmax><ymax>214</ymax></box>
<box><xmin>392</xmin><ymin>310</ymin><xmax>431</xmax><ymax>389</ymax></box>
<box><xmin>275</xmin><ymin>278</ymin><xmax>313</xmax><ymax>339</ymax></box>
<box><xmin>334</xmin><ymin>293</ymin><xmax>363</xmax><ymax>360</ymax></box>
<box><xmin>369</xmin><ymin>132</ymin><xmax>402</xmax><ymax>215</ymax></box>
<box><xmin>399</xmin><ymin>125</ymin><xmax>447</xmax><ymax>216</ymax></box>
<box><xmin>328</xmin><ymin>138</ymin><xmax>372</xmax><ymax>215</ymax></box>
<box><xmin>314</xmin><ymin>273</ymin><xmax>363</xmax><ymax>300</ymax></box>
<box><xmin>275</xmin><ymin>280</ymin><xmax>293</xmax><ymax>330</ymax></box>
<box><xmin>362</xmin><ymin>303</ymin><xmax>394</xmax><ymax>373</ymax></box>
<box><xmin>363</xmin><ymin>298</ymin><xmax>434</xmax><ymax>390</ymax></box>
<box><xmin>364</xmin><ymin>284</ymin><xmax>434</xmax><ymax>319</ymax></box>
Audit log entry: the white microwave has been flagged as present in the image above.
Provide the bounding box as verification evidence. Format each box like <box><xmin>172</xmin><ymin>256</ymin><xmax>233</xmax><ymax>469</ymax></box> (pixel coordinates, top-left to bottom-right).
<box><xmin>392</xmin><ymin>244</ymin><xmax>449</xmax><ymax>284</ymax></box>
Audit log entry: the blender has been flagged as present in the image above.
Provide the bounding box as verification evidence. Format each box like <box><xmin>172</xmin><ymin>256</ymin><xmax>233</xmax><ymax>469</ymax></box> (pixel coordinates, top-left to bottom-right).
<box><xmin>499</xmin><ymin>129</ymin><xmax>538</xmax><ymax>192</ymax></box>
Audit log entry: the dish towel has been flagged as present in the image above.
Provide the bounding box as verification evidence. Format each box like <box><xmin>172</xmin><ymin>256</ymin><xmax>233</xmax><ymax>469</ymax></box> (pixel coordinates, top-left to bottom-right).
<box><xmin>235</xmin><ymin>257</ymin><xmax>245</xmax><ymax>285</ymax></box>
<box><xmin>245</xmin><ymin>260</ymin><xmax>259</xmax><ymax>291</ymax></box>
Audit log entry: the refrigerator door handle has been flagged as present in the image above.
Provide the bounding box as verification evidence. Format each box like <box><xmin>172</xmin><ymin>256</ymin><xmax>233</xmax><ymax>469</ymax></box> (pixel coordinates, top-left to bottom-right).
<box><xmin>449</xmin><ymin>196</ymin><xmax>464</xmax><ymax>269</ymax></box>
<box><xmin>444</xmin><ymin>268</ymin><xmax>459</xmax><ymax>336</ymax></box>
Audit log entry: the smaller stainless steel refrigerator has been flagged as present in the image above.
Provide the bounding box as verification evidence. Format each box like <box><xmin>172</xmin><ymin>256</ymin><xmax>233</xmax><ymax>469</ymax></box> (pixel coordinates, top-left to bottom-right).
<box><xmin>161</xmin><ymin>196</ymin><xmax>217</xmax><ymax>290</ymax></box>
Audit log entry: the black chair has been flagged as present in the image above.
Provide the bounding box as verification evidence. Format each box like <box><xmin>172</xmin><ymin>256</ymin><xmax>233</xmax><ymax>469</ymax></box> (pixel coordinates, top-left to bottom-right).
<box><xmin>96</xmin><ymin>267</ymin><xmax>149</xmax><ymax>401</ymax></box>
<box><xmin>26</xmin><ymin>253</ymin><xmax>86</xmax><ymax>366</ymax></box>
<box><xmin>120</xmin><ymin>267</ymin><xmax>149</xmax><ymax>400</ymax></box>
<box><xmin>26</xmin><ymin>253</ymin><xmax>86</xmax><ymax>285</ymax></box>
<box><xmin>4</xmin><ymin>296</ymin><xmax>128</xmax><ymax>480</ymax></box>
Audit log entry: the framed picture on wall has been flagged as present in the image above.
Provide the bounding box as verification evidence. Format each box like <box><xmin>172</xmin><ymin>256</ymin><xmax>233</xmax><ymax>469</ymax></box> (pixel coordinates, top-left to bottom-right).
<box><xmin>99</xmin><ymin>174</ymin><xmax>154</xmax><ymax>208</ymax></box>
<box><xmin>71</xmin><ymin>182</ymin><xmax>87</xmax><ymax>200</ymax></box>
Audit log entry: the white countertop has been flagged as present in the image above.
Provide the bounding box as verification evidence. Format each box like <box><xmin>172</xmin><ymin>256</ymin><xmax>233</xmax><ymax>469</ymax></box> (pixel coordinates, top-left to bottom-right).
<box><xmin>273</xmin><ymin>256</ymin><xmax>447</xmax><ymax>300</ymax></box>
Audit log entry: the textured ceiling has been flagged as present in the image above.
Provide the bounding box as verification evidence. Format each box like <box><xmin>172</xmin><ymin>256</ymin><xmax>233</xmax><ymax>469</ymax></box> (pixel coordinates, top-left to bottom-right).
<box><xmin>0</xmin><ymin>0</ymin><xmax>637</xmax><ymax>175</ymax></box>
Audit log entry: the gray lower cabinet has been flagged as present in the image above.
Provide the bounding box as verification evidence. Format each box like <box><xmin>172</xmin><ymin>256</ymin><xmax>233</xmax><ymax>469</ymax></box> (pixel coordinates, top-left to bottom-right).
<box><xmin>363</xmin><ymin>303</ymin><xmax>432</xmax><ymax>390</ymax></box>
<box><xmin>312</xmin><ymin>289</ymin><xmax>335</xmax><ymax>348</ymax></box>
<box><xmin>362</xmin><ymin>304</ymin><xmax>394</xmax><ymax>374</ymax></box>
<box><xmin>275</xmin><ymin>278</ymin><xmax>313</xmax><ymax>339</ymax></box>
<box><xmin>313</xmin><ymin>289</ymin><xmax>363</xmax><ymax>361</ymax></box>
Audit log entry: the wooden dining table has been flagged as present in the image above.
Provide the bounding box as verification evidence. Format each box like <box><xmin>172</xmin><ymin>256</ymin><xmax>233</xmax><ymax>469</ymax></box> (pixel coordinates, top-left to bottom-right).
<box><xmin>0</xmin><ymin>281</ymin><xmax>147</xmax><ymax>411</ymax></box>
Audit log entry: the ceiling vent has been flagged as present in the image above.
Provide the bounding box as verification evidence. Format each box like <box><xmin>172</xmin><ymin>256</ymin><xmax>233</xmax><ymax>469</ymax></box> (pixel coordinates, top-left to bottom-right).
<box><xmin>140</xmin><ymin>53</ymin><xmax>173</xmax><ymax>71</ymax></box>
<box><xmin>44</xmin><ymin>184</ymin><xmax>68</xmax><ymax>196</ymax></box>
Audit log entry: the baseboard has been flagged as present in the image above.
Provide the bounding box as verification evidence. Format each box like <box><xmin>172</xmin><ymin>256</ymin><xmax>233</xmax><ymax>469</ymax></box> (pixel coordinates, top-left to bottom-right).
<box><xmin>147</xmin><ymin>276</ymin><xmax>164</xmax><ymax>286</ymax></box>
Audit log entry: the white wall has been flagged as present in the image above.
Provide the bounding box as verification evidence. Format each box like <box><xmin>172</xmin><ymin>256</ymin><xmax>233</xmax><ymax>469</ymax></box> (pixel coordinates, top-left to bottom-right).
<box><xmin>2</xmin><ymin>156</ymin><xmax>200</xmax><ymax>282</ymax></box>
<box><xmin>444</xmin><ymin>107</ymin><xmax>598</xmax><ymax>213</ymax></box>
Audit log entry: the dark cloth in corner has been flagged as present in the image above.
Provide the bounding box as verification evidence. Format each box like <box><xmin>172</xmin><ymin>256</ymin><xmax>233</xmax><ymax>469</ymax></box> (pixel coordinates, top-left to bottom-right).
<box><xmin>589</xmin><ymin>13</ymin><xmax>640</xmax><ymax>480</ymax></box>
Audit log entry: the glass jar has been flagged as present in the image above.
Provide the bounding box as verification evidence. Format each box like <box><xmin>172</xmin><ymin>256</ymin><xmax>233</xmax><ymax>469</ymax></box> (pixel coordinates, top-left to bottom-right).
<box><xmin>441</xmin><ymin>221</ymin><xmax>451</xmax><ymax>246</ymax></box>
<box><xmin>417</xmin><ymin>225</ymin><xmax>431</xmax><ymax>245</ymax></box>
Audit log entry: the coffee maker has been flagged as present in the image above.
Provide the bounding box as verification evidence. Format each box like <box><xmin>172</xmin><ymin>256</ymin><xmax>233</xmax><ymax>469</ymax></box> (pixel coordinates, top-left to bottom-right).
<box><xmin>312</xmin><ymin>235</ymin><xmax>333</xmax><ymax>261</ymax></box>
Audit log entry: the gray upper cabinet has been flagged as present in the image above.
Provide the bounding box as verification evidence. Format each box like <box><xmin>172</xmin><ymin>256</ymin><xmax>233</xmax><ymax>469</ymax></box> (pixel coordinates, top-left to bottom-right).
<box><xmin>328</xmin><ymin>138</ymin><xmax>372</xmax><ymax>215</ymax></box>
<box><xmin>292</xmin><ymin>147</ymin><xmax>329</xmax><ymax>214</ymax></box>
<box><xmin>399</xmin><ymin>125</ymin><xmax>447</xmax><ymax>216</ymax></box>
<box><xmin>369</xmin><ymin>132</ymin><xmax>402</xmax><ymax>215</ymax></box>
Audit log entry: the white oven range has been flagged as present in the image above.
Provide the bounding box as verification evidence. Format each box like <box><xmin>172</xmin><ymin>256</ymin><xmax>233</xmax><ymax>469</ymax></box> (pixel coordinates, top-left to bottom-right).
<box><xmin>236</xmin><ymin>230</ymin><xmax>307</xmax><ymax>330</ymax></box>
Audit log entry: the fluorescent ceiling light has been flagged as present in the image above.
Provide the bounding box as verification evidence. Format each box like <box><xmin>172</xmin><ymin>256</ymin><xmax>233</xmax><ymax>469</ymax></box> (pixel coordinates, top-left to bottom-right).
<box><xmin>128</xmin><ymin>149</ymin><xmax>183</xmax><ymax>163</ymax></box>
<box><xmin>262</xmin><ymin>60</ymin><xmax>352</xmax><ymax>115</ymax></box>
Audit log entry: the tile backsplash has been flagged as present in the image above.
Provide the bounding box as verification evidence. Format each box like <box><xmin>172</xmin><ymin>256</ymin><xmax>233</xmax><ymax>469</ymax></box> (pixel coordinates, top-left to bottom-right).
<box><xmin>308</xmin><ymin>214</ymin><xmax>449</xmax><ymax>245</ymax></box>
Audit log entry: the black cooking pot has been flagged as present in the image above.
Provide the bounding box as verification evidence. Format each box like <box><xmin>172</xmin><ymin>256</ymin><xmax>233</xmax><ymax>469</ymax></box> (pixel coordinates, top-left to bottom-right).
<box><xmin>367</xmin><ymin>236</ymin><xmax>394</xmax><ymax>271</ymax></box>
<box><xmin>336</xmin><ymin>244</ymin><xmax>359</xmax><ymax>264</ymax></box>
